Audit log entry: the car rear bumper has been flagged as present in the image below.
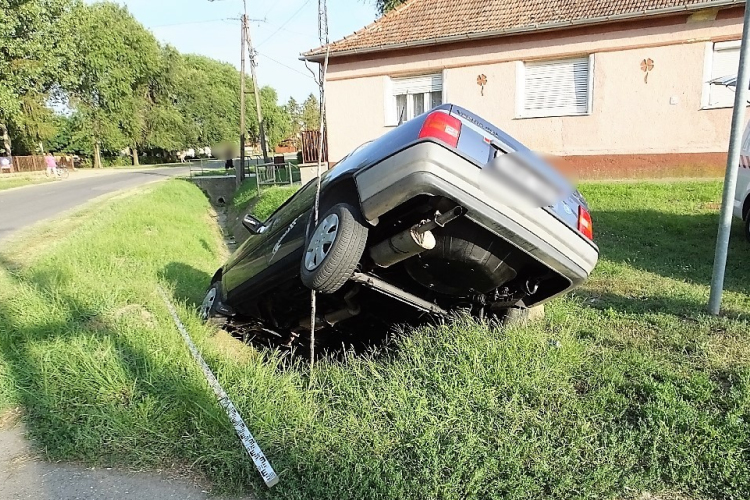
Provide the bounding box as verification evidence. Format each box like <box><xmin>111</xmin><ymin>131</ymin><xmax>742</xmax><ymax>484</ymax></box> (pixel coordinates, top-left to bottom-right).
<box><xmin>353</xmin><ymin>142</ymin><xmax>599</xmax><ymax>296</ymax></box>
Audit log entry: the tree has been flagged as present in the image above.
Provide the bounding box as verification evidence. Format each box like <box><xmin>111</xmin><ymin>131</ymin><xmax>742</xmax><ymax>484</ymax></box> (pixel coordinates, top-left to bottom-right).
<box><xmin>375</xmin><ymin>0</ymin><xmax>407</xmax><ymax>14</ymax></box>
<box><xmin>301</xmin><ymin>94</ymin><xmax>321</xmax><ymax>131</ymax></box>
<box><xmin>253</xmin><ymin>86</ymin><xmax>291</xmax><ymax>151</ymax></box>
<box><xmin>285</xmin><ymin>97</ymin><xmax>301</xmax><ymax>148</ymax></box>
<box><xmin>129</xmin><ymin>45</ymin><xmax>190</xmax><ymax>164</ymax></box>
<box><xmin>66</xmin><ymin>2</ymin><xmax>161</xmax><ymax>167</ymax></box>
<box><xmin>0</xmin><ymin>0</ymin><xmax>78</xmax><ymax>155</ymax></box>
<box><xmin>175</xmin><ymin>54</ymin><xmax>241</xmax><ymax>149</ymax></box>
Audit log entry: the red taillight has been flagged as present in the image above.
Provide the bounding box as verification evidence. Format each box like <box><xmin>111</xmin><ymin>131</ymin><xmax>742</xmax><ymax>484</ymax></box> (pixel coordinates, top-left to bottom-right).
<box><xmin>578</xmin><ymin>206</ymin><xmax>593</xmax><ymax>240</ymax></box>
<box><xmin>418</xmin><ymin>112</ymin><xmax>462</xmax><ymax>148</ymax></box>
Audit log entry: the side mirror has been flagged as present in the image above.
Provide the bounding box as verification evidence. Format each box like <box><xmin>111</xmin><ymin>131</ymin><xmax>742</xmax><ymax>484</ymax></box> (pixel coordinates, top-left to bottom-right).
<box><xmin>242</xmin><ymin>214</ymin><xmax>266</xmax><ymax>234</ymax></box>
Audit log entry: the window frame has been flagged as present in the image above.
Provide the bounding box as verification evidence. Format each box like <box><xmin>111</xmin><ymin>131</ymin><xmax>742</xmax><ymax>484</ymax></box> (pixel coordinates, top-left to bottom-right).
<box><xmin>384</xmin><ymin>72</ymin><xmax>445</xmax><ymax>127</ymax></box>
<box><xmin>515</xmin><ymin>54</ymin><xmax>595</xmax><ymax>119</ymax></box>
<box><xmin>702</xmin><ymin>40</ymin><xmax>742</xmax><ymax>110</ymax></box>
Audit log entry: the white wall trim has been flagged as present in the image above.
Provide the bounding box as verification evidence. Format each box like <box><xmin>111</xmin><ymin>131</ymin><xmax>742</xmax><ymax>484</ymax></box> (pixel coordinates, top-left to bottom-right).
<box><xmin>514</xmin><ymin>61</ymin><xmax>525</xmax><ymax>118</ymax></box>
<box><xmin>701</xmin><ymin>41</ymin><xmax>714</xmax><ymax>109</ymax></box>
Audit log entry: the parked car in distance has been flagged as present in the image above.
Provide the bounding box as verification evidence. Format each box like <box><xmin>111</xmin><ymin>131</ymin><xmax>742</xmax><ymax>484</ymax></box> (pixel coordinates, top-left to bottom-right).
<box><xmin>709</xmin><ymin>75</ymin><xmax>750</xmax><ymax>242</ymax></box>
<box><xmin>200</xmin><ymin>104</ymin><xmax>599</xmax><ymax>348</ymax></box>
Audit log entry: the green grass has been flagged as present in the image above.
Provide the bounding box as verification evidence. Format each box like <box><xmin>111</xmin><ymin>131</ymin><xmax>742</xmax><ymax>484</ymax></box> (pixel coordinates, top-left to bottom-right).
<box><xmin>0</xmin><ymin>179</ymin><xmax>749</xmax><ymax>499</ymax></box>
<box><xmin>232</xmin><ymin>180</ymin><xmax>299</xmax><ymax>220</ymax></box>
<box><xmin>249</xmin><ymin>185</ymin><xmax>299</xmax><ymax>220</ymax></box>
<box><xmin>0</xmin><ymin>174</ymin><xmax>53</xmax><ymax>191</ymax></box>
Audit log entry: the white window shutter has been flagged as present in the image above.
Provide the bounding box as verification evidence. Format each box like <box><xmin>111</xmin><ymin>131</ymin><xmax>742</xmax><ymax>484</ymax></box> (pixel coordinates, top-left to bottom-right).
<box><xmin>522</xmin><ymin>57</ymin><xmax>591</xmax><ymax>117</ymax></box>
<box><xmin>709</xmin><ymin>41</ymin><xmax>741</xmax><ymax>108</ymax></box>
<box><xmin>386</xmin><ymin>74</ymin><xmax>443</xmax><ymax>125</ymax></box>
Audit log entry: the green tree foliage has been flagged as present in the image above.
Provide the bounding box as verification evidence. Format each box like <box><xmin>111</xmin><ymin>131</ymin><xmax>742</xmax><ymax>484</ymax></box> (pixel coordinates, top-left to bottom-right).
<box><xmin>301</xmin><ymin>93</ymin><xmax>321</xmax><ymax>131</ymax></box>
<box><xmin>256</xmin><ymin>86</ymin><xmax>292</xmax><ymax>150</ymax></box>
<box><xmin>176</xmin><ymin>54</ymin><xmax>241</xmax><ymax>149</ymax></box>
<box><xmin>375</xmin><ymin>0</ymin><xmax>407</xmax><ymax>14</ymax></box>
<box><xmin>65</xmin><ymin>1</ymin><xmax>161</xmax><ymax>167</ymax></box>
<box><xmin>0</xmin><ymin>0</ymin><xmax>78</xmax><ymax>154</ymax></box>
<box><xmin>1</xmin><ymin>0</ymin><xmax>294</xmax><ymax>165</ymax></box>
<box><xmin>285</xmin><ymin>97</ymin><xmax>302</xmax><ymax>148</ymax></box>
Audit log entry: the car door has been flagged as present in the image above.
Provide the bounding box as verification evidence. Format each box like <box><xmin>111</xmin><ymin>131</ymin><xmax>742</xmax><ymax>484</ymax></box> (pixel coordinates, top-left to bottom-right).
<box><xmin>223</xmin><ymin>181</ymin><xmax>317</xmax><ymax>302</ymax></box>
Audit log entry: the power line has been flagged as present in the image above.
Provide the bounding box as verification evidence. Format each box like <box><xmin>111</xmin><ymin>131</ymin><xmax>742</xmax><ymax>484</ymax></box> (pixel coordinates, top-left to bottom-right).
<box><xmin>149</xmin><ymin>18</ymin><xmax>236</xmax><ymax>29</ymax></box>
<box><xmin>256</xmin><ymin>0</ymin><xmax>312</xmax><ymax>48</ymax></box>
<box><xmin>255</xmin><ymin>51</ymin><xmax>316</xmax><ymax>80</ymax></box>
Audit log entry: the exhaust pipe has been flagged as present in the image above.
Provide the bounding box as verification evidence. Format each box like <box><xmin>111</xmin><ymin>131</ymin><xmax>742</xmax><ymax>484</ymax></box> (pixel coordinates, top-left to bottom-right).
<box><xmin>370</xmin><ymin>225</ymin><xmax>436</xmax><ymax>268</ymax></box>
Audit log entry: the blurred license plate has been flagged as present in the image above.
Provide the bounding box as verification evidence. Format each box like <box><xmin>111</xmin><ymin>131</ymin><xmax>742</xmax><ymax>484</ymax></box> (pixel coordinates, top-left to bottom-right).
<box><xmin>481</xmin><ymin>153</ymin><xmax>561</xmax><ymax>208</ymax></box>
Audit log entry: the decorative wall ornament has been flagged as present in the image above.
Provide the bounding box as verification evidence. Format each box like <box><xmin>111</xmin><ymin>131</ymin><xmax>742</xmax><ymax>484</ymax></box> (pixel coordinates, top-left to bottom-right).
<box><xmin>640</xmin><ymin>58</ymin><xmax>654</xmax><ymax>84</ymax></box>
<box><xmin>477</xmin><ymin>74</ymin><xmax>487</xmax><ymax>96</ymax></box>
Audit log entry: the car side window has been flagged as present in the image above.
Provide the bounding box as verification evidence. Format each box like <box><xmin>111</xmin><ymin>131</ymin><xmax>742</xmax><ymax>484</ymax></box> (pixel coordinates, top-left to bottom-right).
<box><xmin>263</xmin><ymin>179</ymin><xmax>317</xmax><ymax>229</ymax></box>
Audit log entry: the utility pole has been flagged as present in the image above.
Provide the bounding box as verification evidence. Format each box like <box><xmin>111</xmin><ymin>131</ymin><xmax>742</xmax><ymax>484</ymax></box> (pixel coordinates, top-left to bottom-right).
<box><xmin>246</xmin><ymin>22</ymin><xmax>270</xmax><ymax>165</ymax></box>
<box><xmin>239</xmin><ymin>12</ymin><xmax>247</xmax><ymax>186</ymax></box>
<box><xmin>709</xmin><ymin>3</ymin><xmax>750</xmax><ymax>315</ymax></box>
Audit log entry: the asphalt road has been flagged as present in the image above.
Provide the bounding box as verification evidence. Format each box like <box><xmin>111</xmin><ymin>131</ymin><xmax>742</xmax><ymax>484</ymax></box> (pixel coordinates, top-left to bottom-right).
<box><xmin>0</xmin><ymin>167</ymin><xmax>191</xmax><ymax>242</ymax></box>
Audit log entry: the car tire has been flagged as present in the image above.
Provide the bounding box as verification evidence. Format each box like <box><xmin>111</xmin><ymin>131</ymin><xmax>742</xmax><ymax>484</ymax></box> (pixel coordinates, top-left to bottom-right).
<box><xmin>199</xmin><ymin>281</ymin><xmax>224</xmax><ymax>325</ymax></box>
<box><xmin>300</xmin><ymin>203</ymin><xmax>368</xmax><ymax>294</ymax></box>
<box><xmin>745</xmin><ymin>214</ymin><xmax>750</xmax><ymax>244</ymax></box>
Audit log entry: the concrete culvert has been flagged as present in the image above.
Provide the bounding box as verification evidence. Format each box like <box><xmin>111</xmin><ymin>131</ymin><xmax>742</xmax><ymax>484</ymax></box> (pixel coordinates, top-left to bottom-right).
<box><xmin>217</xmin><ymin>196</ymin><xmax>226</xmax><ymax>205</ymax></box>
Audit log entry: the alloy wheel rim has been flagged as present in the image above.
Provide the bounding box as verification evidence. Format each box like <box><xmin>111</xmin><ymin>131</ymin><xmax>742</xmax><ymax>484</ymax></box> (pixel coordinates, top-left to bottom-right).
<box><xmin>304</xmin><ymin>213</ymin><xmax>339</xmax><ymax>271</ymax></box>
<box><xmin>200</xmin><ymin>287</ymin><xmax>217</xmax><ymax>320</ymax></box>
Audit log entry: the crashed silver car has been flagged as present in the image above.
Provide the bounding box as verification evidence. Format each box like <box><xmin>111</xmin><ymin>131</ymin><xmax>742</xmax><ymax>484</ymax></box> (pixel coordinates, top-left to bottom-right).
<box><xmin>201</xmin><ymin>104</ymin><xmax>599</xmax><ymax>348</ymax></box>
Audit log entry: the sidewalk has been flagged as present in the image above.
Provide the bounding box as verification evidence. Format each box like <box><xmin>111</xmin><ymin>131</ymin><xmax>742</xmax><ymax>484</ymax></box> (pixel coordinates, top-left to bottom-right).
<box><xmin>0</xmin><ymin>409</ymin><xmax>250</xmax><ymax>500</ymax></box>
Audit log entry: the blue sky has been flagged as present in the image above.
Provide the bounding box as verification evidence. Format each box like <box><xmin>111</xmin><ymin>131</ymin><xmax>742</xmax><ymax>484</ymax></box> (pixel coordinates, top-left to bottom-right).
<box><xmin>97</xmin><ymin>0</ymin><xmax>377</xmax><ymax>103</ymax></box>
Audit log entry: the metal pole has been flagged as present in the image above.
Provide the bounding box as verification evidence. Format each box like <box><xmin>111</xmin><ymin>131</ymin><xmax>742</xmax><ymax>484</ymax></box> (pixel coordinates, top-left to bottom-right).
<box><xmin>255</xmin><ymin>162</ymin><xmax>261</xmax><ymax>196</ymax></box>
<box><xmin>246</xmin><ymin>24</ymin><xmax>270</xmax><ymax>164</ymax></box>
<box><xmin>708</xmin><ymin>4</ymin><xmax>750</xmax><ymax>315</ymax></box>
<box><xmin>239</xmin><ymin>13</ymin><xmax>247</xmax><ymax>187</ymax></box>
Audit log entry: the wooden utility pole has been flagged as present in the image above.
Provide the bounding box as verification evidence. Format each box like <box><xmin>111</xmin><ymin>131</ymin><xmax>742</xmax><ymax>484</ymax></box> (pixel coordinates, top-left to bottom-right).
<box><xmin>246</xmin><ymin>22</ymin><xmax>270</xmax><ymax>165</ymax></box>
<box><xmin>239</xmin><ymin>13</ymin><xmax>247</xmax><ymax>186</ymax></box>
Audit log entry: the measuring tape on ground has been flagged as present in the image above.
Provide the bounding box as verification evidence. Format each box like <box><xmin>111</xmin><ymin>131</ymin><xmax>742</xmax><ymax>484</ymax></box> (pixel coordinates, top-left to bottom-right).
<box><xmin>158</xmin><ymin>287</ymin><xmax>279</xmax><ymax>488</ymax></box>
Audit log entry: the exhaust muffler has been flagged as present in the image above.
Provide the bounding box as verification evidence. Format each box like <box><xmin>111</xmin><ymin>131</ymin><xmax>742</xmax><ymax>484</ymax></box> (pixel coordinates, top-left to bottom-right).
<box><xmin>370</xmin><ymin>225</ymin><xmax>436</xmax><ymax>268</ymax></box>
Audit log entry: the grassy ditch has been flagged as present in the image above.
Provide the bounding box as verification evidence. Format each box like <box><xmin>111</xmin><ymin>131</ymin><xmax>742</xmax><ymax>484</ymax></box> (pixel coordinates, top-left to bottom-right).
<box><xmin>0</xmin><ymin>179</ymin><xmax>749</xmax><ymax>499</ymax></box>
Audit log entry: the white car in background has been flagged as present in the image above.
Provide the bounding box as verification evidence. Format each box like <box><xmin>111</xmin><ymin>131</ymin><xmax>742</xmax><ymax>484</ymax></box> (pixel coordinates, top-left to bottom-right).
<box><xmin>737</xmin><ymin>124</ymin><xmax>750</xmax><ymax>241</ymax></box>
<box><xmin>710</xmin><ymin>75</ymin><xmax>750</xmax><ymax>242</ymax></box>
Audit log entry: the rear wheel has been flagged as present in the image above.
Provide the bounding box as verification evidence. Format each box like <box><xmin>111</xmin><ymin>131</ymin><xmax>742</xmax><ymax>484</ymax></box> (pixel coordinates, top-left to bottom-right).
<box><xmin>300</xmin><ymin>203</ymin><xmax>368</xmax><ymax>294</ymax></box>
<box><xmin>745</xmin><ymin>213</ymin><xmax>750</xmax><ymax>243</ymax></box>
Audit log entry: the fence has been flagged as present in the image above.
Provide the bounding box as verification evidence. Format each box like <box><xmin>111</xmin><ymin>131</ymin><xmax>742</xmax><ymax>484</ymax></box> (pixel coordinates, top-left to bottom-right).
<box><xmin>254</xmin><ymin>161</ymin><xmax>301</xmax><ymax>187</ymax></box>
<box><xmin>1</xmin><ymin>155</ymin><xmax>75</xmax><ymax>173</ymax></box>
<box><xmin>301</xmin><ymin>130</ymin><xmax>328</xmax><ymax>164</ymax></box>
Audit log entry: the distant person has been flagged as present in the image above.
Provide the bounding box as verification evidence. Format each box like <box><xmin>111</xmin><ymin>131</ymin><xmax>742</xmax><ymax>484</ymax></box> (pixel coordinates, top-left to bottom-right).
<box><xmin>225</xmin><ymin>158</ymin><xmax>234</xmax><ymax>172</ymax></box>
<box><xmin>44</xmin><ymin>152</ymin><xmax>58</xmax><ymax>177</ymax></box>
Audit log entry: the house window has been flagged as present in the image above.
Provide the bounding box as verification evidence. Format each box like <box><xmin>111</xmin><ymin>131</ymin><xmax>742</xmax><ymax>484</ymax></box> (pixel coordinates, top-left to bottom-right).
<box><xmin>704</xmin><ymin>41</ymin><xmax>740</xmax><ymax>109</ymax></box>
<box><xmin>517</xmin><ymin>56</ymin><xmax>593</xmax><ymax>118</ymax></box>
<box><xmin>386</xmin><ymin>74</ymin><xmax>443</xmax><ymax>126</ymax></box>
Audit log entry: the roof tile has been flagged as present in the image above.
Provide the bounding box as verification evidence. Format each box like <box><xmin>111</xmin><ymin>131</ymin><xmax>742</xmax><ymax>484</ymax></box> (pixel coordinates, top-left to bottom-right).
<box><xmin>304</xmin><ymin>0</ymin><xmax>744</xmax><ymax>58</ymax></box>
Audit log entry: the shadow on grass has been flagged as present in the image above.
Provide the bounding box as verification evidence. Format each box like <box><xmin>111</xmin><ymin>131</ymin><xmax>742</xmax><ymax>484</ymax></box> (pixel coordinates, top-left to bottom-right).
<box><xmin>159</xmin><ymin>262</ymin><xmax>212</xmax><ymax>309</ymax></box>
<box><xmin>593</xmin><ymin>209</ymin><xmax>750</xmax><ymax>295</ymax></box>
<box><xmin>0</xmin><ymin>254</ymin><xmax>243</xmax><ymax>478</ymax></box>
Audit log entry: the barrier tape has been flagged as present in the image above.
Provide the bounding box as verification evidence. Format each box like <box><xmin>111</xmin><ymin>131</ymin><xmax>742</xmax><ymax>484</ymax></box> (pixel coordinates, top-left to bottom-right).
<box><xmin>157</xmin><ymin>287</ymin><xmax>279</xmax><ymax>488</ymax></box>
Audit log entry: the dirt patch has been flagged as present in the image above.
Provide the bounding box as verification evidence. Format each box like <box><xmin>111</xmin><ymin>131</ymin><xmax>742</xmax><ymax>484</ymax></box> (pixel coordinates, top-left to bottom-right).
<box><xmin>0</xmin><ymin>407</ymin><xmax>23</xmax><ymax>430</ymax></box>
<box><xmin>114</xmin><ymin>304</ymin><xmax>157</xmax><ymax>328</ymax></box>
<box><xmin>207</xmin><ymin>330</ymin><xmax>257</xmax><ymax>364</ymax></box>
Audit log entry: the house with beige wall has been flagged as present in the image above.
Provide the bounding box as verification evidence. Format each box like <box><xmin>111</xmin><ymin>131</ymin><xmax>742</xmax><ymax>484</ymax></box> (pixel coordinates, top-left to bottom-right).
<box><xmin>303</xmin><ymin>0</ymin><xmax>746</xmax><ymax>177</ymax></box>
